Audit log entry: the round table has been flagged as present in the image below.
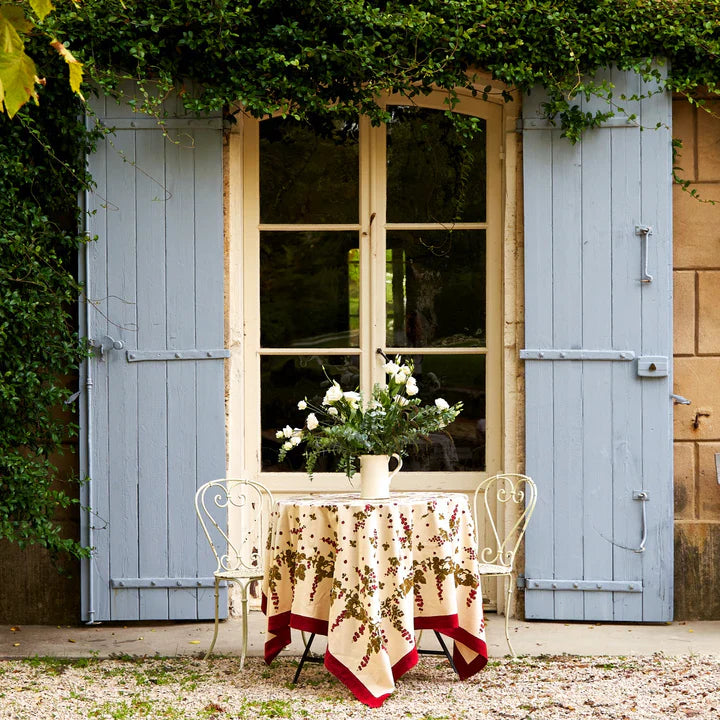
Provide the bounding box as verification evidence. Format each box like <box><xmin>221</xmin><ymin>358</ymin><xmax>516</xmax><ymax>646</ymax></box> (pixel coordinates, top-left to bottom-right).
<box><xmin>262</xmin><ymin>492</ymin><xmax>488</xmax><ymax>707</ymax></box>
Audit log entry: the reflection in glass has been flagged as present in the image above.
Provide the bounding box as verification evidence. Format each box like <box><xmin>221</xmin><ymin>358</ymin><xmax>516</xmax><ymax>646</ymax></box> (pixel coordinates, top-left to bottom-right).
<box><xmin>400</xmin><ymin>354</ymin><xmax>486</xmax><ymax>472</ymax></box>
<box><xmin>260</xmin><ymin>115</ymin><xmax>359</xmax><ymax>224</ymax></box>
<box><xmin>386</xmin><ymin>231</ymin><xmax>486</xmax><ymax>347</ymax></box>
<box><xmin>261</xmin><ymin>232</ymin><xmax>359</xmax><ymax>348</ymax></box>
<box><xmin>261</xmin><ymin>355</ymin><xmax>359</xmax><ymax>472</ymax></box>
<box><xmin>386</xmin><ymin>107</ymin><xmax>486</xmax><ymax>223</ymax></box>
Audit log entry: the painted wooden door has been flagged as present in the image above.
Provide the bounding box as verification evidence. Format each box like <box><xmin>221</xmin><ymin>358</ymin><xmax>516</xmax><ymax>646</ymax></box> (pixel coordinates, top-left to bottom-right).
<box><xmin>80</xmin><ymin>90</ymin><xmax>226</xmax><ymax>621</ymax></box>
<box><xmin>522</xmin><ymin>68</ymin><xmax>674</xmax><ymax>621</ymax></box>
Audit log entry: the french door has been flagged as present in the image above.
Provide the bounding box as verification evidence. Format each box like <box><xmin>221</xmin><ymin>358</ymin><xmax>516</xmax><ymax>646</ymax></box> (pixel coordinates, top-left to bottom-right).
<box><xmin>241</xmin><ymin>92</ymin><xmax>503</xmax><ymax>492</ymax></box>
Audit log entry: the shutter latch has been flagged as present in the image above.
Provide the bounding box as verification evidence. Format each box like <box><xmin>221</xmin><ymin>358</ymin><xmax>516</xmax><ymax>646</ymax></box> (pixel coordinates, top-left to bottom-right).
<box><xmin>635</xmin><ymin>224</ymin><xmax>654</xmax><ymax>283</ymax></box>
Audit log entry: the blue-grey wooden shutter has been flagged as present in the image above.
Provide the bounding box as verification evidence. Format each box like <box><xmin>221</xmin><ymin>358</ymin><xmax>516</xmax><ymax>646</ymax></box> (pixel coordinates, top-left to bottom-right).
<box><xmin>522</xmin><ymin>67</ymin><xmax>674</xmax><ymax>622</ymax></box>
<box><xmin>80</xmin><ymin>87</ymin><xmax>227</xmax><ymax>621</ymax></box>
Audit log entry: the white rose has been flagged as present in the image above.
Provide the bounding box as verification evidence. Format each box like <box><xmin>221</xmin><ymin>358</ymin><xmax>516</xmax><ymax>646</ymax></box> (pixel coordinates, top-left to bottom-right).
<box><xmin>282</xmin><ymin>425</ymin><xmax>294</xmax><ymax>438</ymax></box>
<box><xmin>282</xmin><ymin>441</ymin><xmax>293</xmax><ymax>451</ymax></box>
<box><xmin>435</xmin><ymin>398</ymin><xmax>449</xmax><ymax>410</ymax></box>
<box><xmin>406</xmin><ymin>379</ymin><xmax>418</xmax><ymax>396</ymax></box>
<box><xmin>290</xmin><ymin>435</ymin><xmax>302</xmax><ymax>446</ymax></box>
<box><xmin>343</xmin><ymin>391</ymin><xmax>362</xmax><ymax>407</ymax></box>
<box><xmin>327</xmin><ymin>406</ymin><xmax>338</xmax><ymax>416</ymax></box>
<box><xmin>323</xmin><ymin>381</ymin><xmax>344</xmax><ymax>405</ymax></box>
<box><xmin>306</xmin><ymin>413</ymin><xmax>319</xmax><ymax>430</ymax></box>
<box><xmin>297</xmin><ymin>400</ymin><xmax>307</xmax><ymax>410</ymax></box>
<box><xmin>394</xmin><ymin>395</ymin><xmax>409</xmax><ymax>406</ymax></box>
<box><xmin>383</xmin><ymin>361</ymin><xmax>400</xmax><ymax>375</ymax></box>
<box><xmin>399</xmin><ymin>364</ymin><xmax>411</xmax><ymax>377</ymax></box>
<box><xmin>393</xmin><ymin>372</ymin><xmax>407</xmax><ymax>384</ymax></box>
<box><xmin>275</xmin><ymin>430</ymin><xmax>284</xmax><ymax>439</ymax></box>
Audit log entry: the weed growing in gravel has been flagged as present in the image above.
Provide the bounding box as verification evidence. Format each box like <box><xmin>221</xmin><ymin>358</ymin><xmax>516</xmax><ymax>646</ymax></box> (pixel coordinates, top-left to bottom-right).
<box><xmin>22</xmin><ymin>656</ymin><xmax>97</xmax><ymax>675</ymax></box>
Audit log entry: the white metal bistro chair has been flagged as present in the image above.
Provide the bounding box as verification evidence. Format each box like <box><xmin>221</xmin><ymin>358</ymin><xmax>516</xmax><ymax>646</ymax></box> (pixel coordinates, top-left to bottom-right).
<box><xmin>195</xmin><ymin>478</ymin><xmax>274</xmax><ymax>667</ymax></box>
<box><xmin>473</xmin><ymin>473</ymin><xmax>537</xmax><ymax>657</ymax></box>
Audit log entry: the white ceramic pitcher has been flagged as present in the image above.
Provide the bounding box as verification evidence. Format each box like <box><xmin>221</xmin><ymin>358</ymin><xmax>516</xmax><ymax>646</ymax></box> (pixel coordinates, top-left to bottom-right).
<box><xmin>358</xmin><ymin>453</ymin><xmax>403</xmax><ymax>499</ymax></box>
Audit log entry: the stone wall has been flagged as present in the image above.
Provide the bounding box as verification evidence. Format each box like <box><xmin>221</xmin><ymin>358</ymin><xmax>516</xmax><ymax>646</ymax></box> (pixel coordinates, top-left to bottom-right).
<box><xmin>672</xmin><ymin>97</ymin><xmax>720</xmax><ymax>619</ymax></box>
<box><xmin>0</xmin><ymin>438</ymin><xmax>80</xmax><ymax>625</ymax></box>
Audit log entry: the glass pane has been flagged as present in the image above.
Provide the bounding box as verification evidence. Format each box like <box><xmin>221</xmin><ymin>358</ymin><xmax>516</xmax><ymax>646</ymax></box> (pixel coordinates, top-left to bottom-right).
<box><xmin>261</xmin><ymin>355</ymin><xmax>359</xmax><ymax>472</ymax></box>
<box><xmin>386</xmin><ymin>230</ymin><xmax>486</xmax><ymax>347</ymax></box>
<box><xmin>261</xmin><ymin>232</ymin><xmax>360</xmax><ymax>348</ymax></box>
<box><xmin>386</xmin><ymin>107</ymin><xmax>486</xmax><ymax>223</ymax></box>
<box><xmin>260</xmin><ymin>115</ymin><xmax>359</xmax><ymax>224</ymax></box>
<box><xmin>401</xmin><ymin>354</ymin><xmax>486</xmax><ymax>472</ymax></box>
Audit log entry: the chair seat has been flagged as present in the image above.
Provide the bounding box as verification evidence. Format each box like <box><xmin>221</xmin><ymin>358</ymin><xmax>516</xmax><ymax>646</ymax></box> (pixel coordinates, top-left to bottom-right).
<box><xmin>476</xmin><ymin>562</ymin><xmax>512</xmax><ymax>576</ymax></box>
<box><xmin>214</xmin><ymin>569</ymin><xmax>264</xmax><ymax>581</ymax></box>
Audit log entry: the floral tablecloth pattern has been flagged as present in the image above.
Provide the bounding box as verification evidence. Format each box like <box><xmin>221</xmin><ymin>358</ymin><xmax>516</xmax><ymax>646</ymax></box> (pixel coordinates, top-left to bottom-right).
<box><xmin>261</xmin><ymin>492</ymin><xmax>488</xmax><ymax>707</ymax></box>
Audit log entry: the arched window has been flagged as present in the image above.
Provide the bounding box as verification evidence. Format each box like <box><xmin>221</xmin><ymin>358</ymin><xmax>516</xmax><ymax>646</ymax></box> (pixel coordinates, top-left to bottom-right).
<box><xmin>239</xmin><ymin>92</ymin><xmax>502</xmax><ymax>491</ymax></box>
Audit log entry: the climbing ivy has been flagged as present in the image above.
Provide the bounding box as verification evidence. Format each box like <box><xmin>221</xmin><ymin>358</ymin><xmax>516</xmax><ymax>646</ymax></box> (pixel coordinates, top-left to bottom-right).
<box><xmin>5</xmin><ymin>0</ymin><xmax>720</xmax><ymax>561</ymax></box>
<box><xmin>48</xmin><ymin>0</ymin><xmax>720</xmax><ymax>137</ymax></box>
<box><xmin>0</xmin><ymin>38</ymin><xmax>93</xmax><ymax>561</ymax></box>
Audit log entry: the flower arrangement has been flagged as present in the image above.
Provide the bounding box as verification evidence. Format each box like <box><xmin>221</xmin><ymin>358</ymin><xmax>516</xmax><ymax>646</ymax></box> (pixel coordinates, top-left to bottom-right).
<box><xmin>277</xmin><ymin>356</ymin><xmax>463</xmax><ymax>477</ymax></box>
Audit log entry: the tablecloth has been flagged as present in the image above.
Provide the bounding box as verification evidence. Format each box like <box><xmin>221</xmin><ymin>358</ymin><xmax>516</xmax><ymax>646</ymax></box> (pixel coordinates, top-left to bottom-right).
<box><xmin>262</xmin><ymin>492</ymin><xmax>488</xmax><ymax>706</ymax></box>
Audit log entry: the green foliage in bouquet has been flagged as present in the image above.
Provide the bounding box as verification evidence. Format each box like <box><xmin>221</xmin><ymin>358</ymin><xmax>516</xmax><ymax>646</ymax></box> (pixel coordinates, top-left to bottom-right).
<box><xmin>278</xmin><ymin>357</ymin><xmax>462</xmax><ymax>477</ymax></box>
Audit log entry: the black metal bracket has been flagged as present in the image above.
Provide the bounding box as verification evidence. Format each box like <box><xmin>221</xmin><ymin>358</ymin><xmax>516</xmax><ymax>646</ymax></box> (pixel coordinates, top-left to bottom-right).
<box><xmin>417</xmin><ymin>631</ymin><xmax>457</xmax><ymax>674</ymax></box>
<box><xmin>292</xmin><ymin>633</ymin><xmax>324</xmax><ymax>684</ymax></box>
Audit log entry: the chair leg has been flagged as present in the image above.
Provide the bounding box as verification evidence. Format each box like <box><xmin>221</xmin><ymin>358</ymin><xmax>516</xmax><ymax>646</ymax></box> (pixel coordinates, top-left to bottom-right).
<box><xmin>239</xmin><ymin>583</ymin><xmax>249</xmax><ymax>670</ymax></box>
<box><xmin>504</xmin><ymin>576</ymin><xmax>516</xmax><ymax>658</ymax></box>
<box><xmin>204</xmin><ymin>577</ymin><xmax>221</xmax><ymax>660</ymax></box>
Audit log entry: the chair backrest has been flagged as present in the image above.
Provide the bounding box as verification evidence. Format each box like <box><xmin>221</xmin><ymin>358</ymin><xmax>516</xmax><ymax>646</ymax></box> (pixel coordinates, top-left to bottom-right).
<box><xmin>195</xmin><ymin>478</ymin><xmax>274</xmax><ymax>575</ymax></box>
<box><xmin>473</xmin><ymin>473</ymin><xmax>537</xmax><ymax>570</ymax></box>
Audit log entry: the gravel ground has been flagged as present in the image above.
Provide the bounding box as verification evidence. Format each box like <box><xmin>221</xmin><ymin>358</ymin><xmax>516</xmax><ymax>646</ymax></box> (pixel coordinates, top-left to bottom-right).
<box><xmin>1</xmin><ymin>654</ymin><xmax>718</xmax><ymax>719</ymax></box>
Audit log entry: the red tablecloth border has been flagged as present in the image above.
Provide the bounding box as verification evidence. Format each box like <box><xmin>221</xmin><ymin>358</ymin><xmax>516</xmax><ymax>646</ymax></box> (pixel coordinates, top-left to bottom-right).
<box><xmin>261</xmin><ymin>595</ymin><xmax>488</xmax><ymax>702</ymax></box>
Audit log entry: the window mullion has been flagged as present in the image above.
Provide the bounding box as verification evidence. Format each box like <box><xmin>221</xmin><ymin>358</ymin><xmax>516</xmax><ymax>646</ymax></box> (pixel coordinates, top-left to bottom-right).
<box><xmin>367</xmin><ymin>116</ymin><xmax>387</xmax><ymax>389</ymax></box>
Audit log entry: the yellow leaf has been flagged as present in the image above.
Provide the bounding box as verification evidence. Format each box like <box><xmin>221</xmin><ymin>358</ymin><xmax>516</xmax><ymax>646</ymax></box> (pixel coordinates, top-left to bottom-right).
<box><xmin>50</xmin><ymin>39</ymin><xmax>83</xmax><ymax>98</ymax></box>
<box><xmin>0</xmin><ymin>49</ymin><xmax>39</xmax><ymax>117</ymax></box>
<box><xmin>68</xmin><ymin>60</ymin><xmax>83</xmax><ymax>97</ymax></box>
<box><xmin>0</xmin><ymin>12</ymin><xmax>26</xmax><ymax>54</ymax></box>
<box><xmin>29</xmin><ymin>0</ymin><xmax>53</xmax><ymax>22</ymax></box>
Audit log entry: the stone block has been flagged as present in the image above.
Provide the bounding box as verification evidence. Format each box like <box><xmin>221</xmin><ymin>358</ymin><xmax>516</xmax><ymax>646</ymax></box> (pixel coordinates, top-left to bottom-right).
<box><xmin>673</xmin><ymin>270</ymin><xmax>695</xmax><ymax>355</ymax></box>
<box><xmin>673</xmin><ymin>442</ymin><xmax>695</xmax><ymax>519</ymax></box>
<box><xmin>698</xmin><ymin>271</ymin><xmax>720</xmax><ymax>354</ymax></box>
<box><xmin>673</xmin><ymin>100</ymin><xmax>696</xmax><ymax>182</ymax></box>
<box><xmin>698</xmin><ymin>443</ymin><xmax>720</xmax><ymax>520</ymax></box>
<box><xmin>673</xmin><ymin>357</ymin><xmax>720</xmax><ymax>440</ymax></box>
<box><xmin>697</xmin><ymin>101</ymin><xmax>720</xmax><ymax>181</ymax></box>
<box><xmin>674</xmin><ymin>523</ymin><xmax>720</xmax><ymax>619</ymax></box>
<box><xmin>673</xmin><ymin>183</ymin><xmax>720</xmax><ymax>269</ymax></box>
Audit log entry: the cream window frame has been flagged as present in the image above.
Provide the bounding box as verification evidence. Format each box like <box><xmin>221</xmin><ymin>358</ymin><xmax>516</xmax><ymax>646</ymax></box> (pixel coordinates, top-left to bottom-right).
<box><xmin>231</xmin><ymin>89</ymin><xmax>504</xmax><ymax>494</ymax></box>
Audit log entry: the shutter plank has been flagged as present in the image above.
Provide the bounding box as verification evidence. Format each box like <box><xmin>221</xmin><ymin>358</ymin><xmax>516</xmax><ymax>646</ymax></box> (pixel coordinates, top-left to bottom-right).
<box><xmin>136</xmin><ymin>128</ymin><xmax>170</xmax><ymax>619</ymax></box>
<box><xmin>166</xmin><ymin>129</ymin><xmax>203</xmax><ymax>620</ymax></box>
<box><xmin>638</xmin><ymin>68</ymin><xmax>674</xmax><ymax>622</ymax></box>
<box><xmin>609</xmin><ymin>68</ymin><xmax>645</xmax><ymax>622</ymax></box>
<box><xmin>193</xmin><ymin>127</ymin><xmax>227</xmax><ymax>619</ymax></box>
<box><xmin>523</xmin><ymin>90</ymin><xmax>557</xmax><ymax>620</ymax></box>
<box><xmin>106</xmin><ymin>127</ymin><xmax>140</xmax><ymax>620</ymax></box>
<box><xmin>550</xmin><ymin>134</ymin><xmax>585</xmax><ymax>621</ymax></box>
<box><xmin>579</xmin><ymin>93</ymin><xmax>615</xmax><ymax>621</ymax></box>
<box><xmin>84</xmin><ymin>114</ymin><xmax>111</xmax><ymax>623</ymax></box>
